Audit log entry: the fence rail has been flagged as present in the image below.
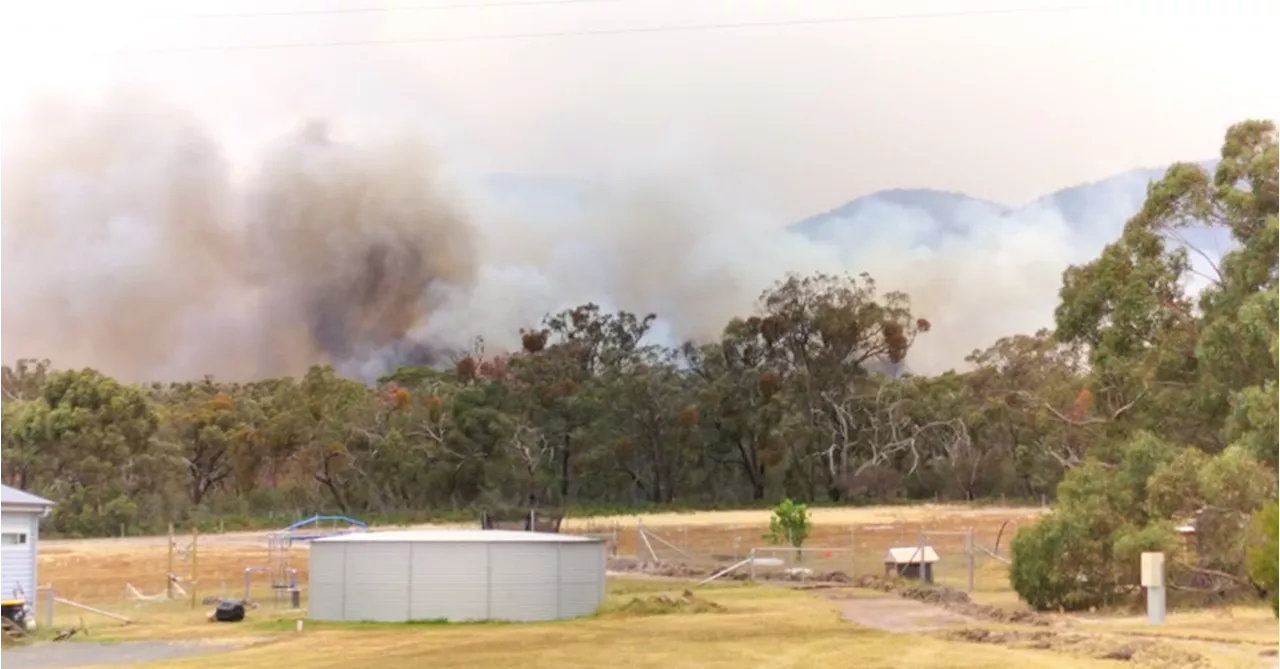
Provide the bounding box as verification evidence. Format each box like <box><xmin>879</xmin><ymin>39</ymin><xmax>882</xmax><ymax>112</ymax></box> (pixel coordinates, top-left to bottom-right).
<box><xmin>745</xmin><ymin>546</ymin><xmax>859</xmax><ymax>581</ymax></box>
<box><xmin>615</xmin><ymin>521</ymin><xmax>1014</xmax><ymax>593</ymax></box>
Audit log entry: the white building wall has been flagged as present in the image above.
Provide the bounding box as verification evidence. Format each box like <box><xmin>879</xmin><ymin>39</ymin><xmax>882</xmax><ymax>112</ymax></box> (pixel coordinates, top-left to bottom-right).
<box><xmin>1</xmin><ymin>512</ymin><xmax>39</xmax><ymax>607</ymax></box>
<box><xmin>557</xmin><ymin>542</ymin><xmax>606</xmax><ymax>619</ymax></box>
<box><xmin>409</xmin><ymin>542</ymin><xmax>488</xmax><ymax>622</ymax></box>
<box><xmin>308</xmin><ymin>538</ymin><xmax>607</xmax><ymax>624</ymax></box>
<box><xmin>489</xmin><ymin>542</ymin><xmax>561</xmax><ymax>622</ymax></box>
<box><xmin>306</xmin><ymin>542</ymin><xmax>345</xmax><ymax>621</ymax></box>
<box><xmin>342</xmin><ymin>542</ymin><xmax>411</xmax><ymax>622</ymax></box>
<box><xmin>26</xmin><ymin>516</ymin><xmax>37</xmax><ymax>616</ymax></box>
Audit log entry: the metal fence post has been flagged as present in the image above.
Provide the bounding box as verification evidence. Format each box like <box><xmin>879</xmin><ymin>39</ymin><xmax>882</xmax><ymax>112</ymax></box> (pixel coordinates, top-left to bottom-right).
<box><xmin>850</xmin><ymin>526</ymin><xmax>857</xmax><ymax>578</ymax></box>
<box><xmin>748</xmin><ymin>548</ymin><xmax>756</xmax><ymax>582</ymax></box>
<box><xmin>917</xmin><ymin>530</ymin><xmax>927</xmax><ymax>584</ymax></box>
<box><xmin>965</xmin><ymin>528</ymin><xmax>975</xmax><ymax>593</ymax></box>
<box><xmin>43</xmin><ymin>586</ymin><xmax>54</xmax><ymax>629</ymax></box>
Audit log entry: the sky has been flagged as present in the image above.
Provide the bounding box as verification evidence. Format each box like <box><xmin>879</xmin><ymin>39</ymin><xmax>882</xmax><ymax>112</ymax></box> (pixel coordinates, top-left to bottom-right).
<box><xmin>0</xmin><ymin>0</ymin><xmax>1274</xmax><ymax>383</ymax></box>
<box><xmin>2</xmin><ymin>0</ymin><xmax>1276</xmax><ymax>218</ymax></box>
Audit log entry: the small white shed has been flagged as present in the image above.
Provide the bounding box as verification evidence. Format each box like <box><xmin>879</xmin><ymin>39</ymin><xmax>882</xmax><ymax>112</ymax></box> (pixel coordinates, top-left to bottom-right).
<box><xmin>884</xmin><ymin>546</ymin><xmax>940</xmax><ymax>583</ymax></box>
<box><xmin>1</xmin><ymin>484</ymin><xmax>56</xmax><ymax>611</ymax></box>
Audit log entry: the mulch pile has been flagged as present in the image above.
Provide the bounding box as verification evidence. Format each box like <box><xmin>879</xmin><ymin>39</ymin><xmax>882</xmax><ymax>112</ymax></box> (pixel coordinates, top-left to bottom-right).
<box><xmin>941</xmin><ymin>628</ymin><xmax>1210</xmax><ymax>668</ymax></box>
<box><xmin>618</xmin><ymin>589</ymin><xmax>727</xmax><ymax>615</ymax></box>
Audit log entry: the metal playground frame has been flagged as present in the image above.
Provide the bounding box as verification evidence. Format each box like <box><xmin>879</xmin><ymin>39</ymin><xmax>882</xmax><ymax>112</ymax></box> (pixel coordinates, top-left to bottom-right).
<box><xmin>243</xmin><ymin>515</ymin><xmax>367</xmax><ymax>606</ymax></box>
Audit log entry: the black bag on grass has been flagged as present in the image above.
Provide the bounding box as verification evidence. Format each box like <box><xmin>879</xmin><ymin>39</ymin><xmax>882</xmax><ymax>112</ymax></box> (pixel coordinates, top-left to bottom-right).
<box><xmin>214</xmin><ymin>600</ymin><xmax>246</xmax><ymax>623</ymax></box>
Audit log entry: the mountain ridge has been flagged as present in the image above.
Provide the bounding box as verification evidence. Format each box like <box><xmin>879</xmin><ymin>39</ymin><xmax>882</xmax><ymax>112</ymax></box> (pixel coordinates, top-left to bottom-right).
<box><xmin>473</xmin><ymin>159</ymin><xmax>1220</xmax><ymax>239</ymax></box>
<box><xmin>787</xmin><ymin>159</ymin><xmax>1219</xmax><ymax>242</ymax></box>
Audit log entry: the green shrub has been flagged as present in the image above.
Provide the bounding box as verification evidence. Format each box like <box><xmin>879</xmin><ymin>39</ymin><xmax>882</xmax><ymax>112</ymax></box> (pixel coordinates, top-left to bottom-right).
<box><xmin>765</xmin><ymin>498</ymin><xmax>811</xmax><ymax>560</ymax></box>
<box><xmin>1009</xmin><ymin>515</ymin><xmax>1080</xmax><ymax>611</ymax></box>
<box><xmin>1247</xmin><ymin>501</ymin><xmax>1279</xmax><ymax>616</ymax></box>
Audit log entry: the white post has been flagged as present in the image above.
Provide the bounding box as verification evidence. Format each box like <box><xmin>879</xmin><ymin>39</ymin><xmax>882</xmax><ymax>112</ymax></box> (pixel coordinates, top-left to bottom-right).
<box><xmin>850</xmin><ymin>526</ymin><xmax>857</xmax><ymax>578</ymax></box>
<box><xmin>965</xmin><ymin>528</ymin><xmax>975</xmax><ymax>593</ymax></box>
<box><xmin>43</xmin><ymin>587</ymin><xmax>54</xmax><ymax>629</ymax></box>
<box><xmin>917</xmin><ymin>531</ymin><xmax>927</xmax><ymax>583</ymax></box>
<box><xmin>1141</xmin><ymin>552</ymin><xmax>1166</xmax><ymax>625</ymax></box>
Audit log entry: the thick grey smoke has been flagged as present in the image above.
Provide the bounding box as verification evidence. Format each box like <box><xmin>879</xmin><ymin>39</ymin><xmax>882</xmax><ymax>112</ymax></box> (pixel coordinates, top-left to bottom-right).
<box><xmin>1</xmin><ymin>90</ymin><xmax>1184</xmax><ymax>382</ymax></box>
<box><xmin>434</xmin><ymin>168</ymin><xmax>1119</xmax><ymax>375</ymax></box>
<box><xmin>242</xmin><ymin>118</ymin><xmax>476</xmax><ymax>379</ymax></box>
<box><xmin>2</xmin><ymin>91</ymin><xmax>476</xmax><ymax>382</ymax></box>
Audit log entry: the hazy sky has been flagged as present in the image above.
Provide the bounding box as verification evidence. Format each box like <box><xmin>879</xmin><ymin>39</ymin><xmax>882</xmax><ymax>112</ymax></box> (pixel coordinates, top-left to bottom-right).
<box><xmin>3</xmin><ymin>0</ymin><xmax>1276</xmax><ymax>217</ymax></box>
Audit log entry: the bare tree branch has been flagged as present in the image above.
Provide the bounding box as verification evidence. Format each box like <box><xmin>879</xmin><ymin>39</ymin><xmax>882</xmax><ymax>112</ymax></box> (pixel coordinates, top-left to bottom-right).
<box><xmin>813</xmin><ymin>381</ymin><xmax>968</xmax><ymax>486</ymax></box>
<box><xmin>1017</xmin><ymin>383</ymin><xmax>1147</xmax><ymax>428</ymax></box>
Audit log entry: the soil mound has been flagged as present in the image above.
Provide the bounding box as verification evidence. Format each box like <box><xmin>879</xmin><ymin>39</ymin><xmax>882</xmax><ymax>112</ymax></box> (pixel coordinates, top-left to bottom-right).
<box><xmin>942</xmin><ymin>628</ymin><xmax>1210</xmax><ymax>668</ymax></box>
<box><xmin>617</xmin><ymin>589</ymin><xmax>727</xmax><ymax>615</ymax></box>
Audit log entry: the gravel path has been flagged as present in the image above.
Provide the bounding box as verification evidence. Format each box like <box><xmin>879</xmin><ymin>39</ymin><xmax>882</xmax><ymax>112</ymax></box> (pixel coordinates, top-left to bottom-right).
<box><xmin>828</xmin><ymin>595</ymin><xmax>974</xmax><ymax>633</ymax></box>
<box><xmin>0</xmin><ymin>641</ymin><xmax>239</xmax><ymax>668</ymax></box>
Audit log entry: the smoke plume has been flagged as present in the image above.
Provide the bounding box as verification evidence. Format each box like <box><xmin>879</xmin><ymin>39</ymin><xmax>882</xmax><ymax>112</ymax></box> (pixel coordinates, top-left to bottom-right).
<box><xmin>2</xmin><ymin>91</ymin><xmax>475</xmax><ymax>381</ymax></box>
<box><xmin>1</xmin><ymin>90</ymin><xmax>1179</xmax><ymax>383</ymax></box>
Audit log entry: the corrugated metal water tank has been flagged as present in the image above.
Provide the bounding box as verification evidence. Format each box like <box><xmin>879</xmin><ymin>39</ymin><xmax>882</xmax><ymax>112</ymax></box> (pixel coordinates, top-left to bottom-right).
<box><xmin>307</xmin><ymin>529</ymin><xmax>606</xmax><ymax>623</ymax></box>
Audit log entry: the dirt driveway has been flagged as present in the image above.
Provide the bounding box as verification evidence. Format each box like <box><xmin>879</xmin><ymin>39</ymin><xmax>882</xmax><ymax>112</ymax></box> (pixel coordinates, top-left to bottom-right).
<box><xmin>826</xmin><ymin>594</ymin><xmax>974</xmax><ymax>633</ymax></box>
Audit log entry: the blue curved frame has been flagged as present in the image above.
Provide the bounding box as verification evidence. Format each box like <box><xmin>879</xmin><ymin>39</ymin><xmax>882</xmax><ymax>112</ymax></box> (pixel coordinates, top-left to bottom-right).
<box><xmin>282</xmin><ymin>515</ymin><xmax>368</xmax><ymax>541</ymax></box>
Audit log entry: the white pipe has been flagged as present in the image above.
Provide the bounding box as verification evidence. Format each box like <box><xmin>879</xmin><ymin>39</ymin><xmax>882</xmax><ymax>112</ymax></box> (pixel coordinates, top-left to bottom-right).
<box><xmin>697</xmin><ymin>557</ymin><xmax>752</xmax><ymax>586</ymax></box>
<box><xmin>53</xmin><ymin>597</ymin><xmax>132</xmax><ymax>623</ymax></box>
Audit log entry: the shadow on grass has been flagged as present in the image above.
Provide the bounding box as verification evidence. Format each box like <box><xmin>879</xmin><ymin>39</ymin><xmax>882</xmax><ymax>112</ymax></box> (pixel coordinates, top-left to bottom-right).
<box><xmin>244</xmin><ymin>584</ymin><xmax>744</xmax><ymax>632</ymax></box>
<box><xmin>42</xmin><ymin>579</ymin><xmax>803</xmax><ymax>649</ymax></box>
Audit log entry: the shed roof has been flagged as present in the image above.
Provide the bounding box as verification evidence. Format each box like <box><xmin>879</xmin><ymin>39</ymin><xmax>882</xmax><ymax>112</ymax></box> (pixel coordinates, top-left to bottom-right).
<box><xmin>0</xmin><ymin>484</ymin><xmax>55</xmax><ymax>510</ymax></box>
<box><xmin>312</xmin><ymin>529</ymin><xmax>600</xmax><ymax>544</ymax></box>
<box><xmin>884</xmin><ymin>546</ymin><xmax>940</xmax><ymax>564</ymax></box>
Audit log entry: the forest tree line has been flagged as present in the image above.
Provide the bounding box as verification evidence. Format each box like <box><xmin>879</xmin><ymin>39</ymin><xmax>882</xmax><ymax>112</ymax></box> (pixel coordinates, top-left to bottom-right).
<box><xmin>2</xmin><ymin>120</ymin><xmax>1276</xmax><ymax>611</ymax></box>
<box><xmin>3</xmin><ymin>278</ymin><xmax>1054</xmax><ymax>534</ymax></box>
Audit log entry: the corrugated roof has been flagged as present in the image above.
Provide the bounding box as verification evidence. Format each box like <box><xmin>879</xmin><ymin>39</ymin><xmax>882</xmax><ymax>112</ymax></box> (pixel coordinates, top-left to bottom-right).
<box><xmin>0</xmin><ymin>484</ymin><xmax>55</xmax><ymax>508</ymax></box>
<box><xmin>884</xmin><ymin>546</ymin><xmax>940</xmax><ymax>564</ymax></box>
<box><xmin>313</xmin><ymin>529</ymin><xmax>600</xmax><ymax>544</ymax></box>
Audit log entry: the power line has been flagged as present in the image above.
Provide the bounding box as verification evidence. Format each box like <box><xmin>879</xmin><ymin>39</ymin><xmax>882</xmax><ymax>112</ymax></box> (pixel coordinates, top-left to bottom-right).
<box><xmin>126</xmin><ymin>0</ymin><xmax>637</xmax><ymax>21</ymax></box>
<box><xmin>103</xmin><ymin>3</ymin><xmax>1121</xmax><ymax>55</ymax></box>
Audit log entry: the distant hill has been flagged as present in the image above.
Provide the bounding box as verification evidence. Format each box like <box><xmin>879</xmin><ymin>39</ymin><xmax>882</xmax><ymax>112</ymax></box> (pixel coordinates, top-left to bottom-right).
<box><xmin>470</xmin><ymin>159</ymin><xmax>1231</xmax><ymax>258</ymax></box>
<box><xmin>790</xmin><ymin>188</ymin><xmax>1011</xmax><ymax>244</ymax></box>
<box><xmin>787</xmin><ymin>160</ymin><xmax>1223</xmax><ymax>248</ymax></box>
<box><xmin>457</xmin><ymin>160</ymin><xmax>1233</xmax><ymax>377</ymax></box>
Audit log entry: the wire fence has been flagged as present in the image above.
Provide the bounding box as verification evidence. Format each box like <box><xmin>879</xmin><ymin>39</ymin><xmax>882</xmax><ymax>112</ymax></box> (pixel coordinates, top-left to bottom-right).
<box><xmin>743</xmin><ymin>546</ymin><xmax>860</xmax><ymax>582</ymax></box>
<box><xmin>566</xmin><ymin>518</ymin><xmax>1019</xmax><ymax>593</ymax></box>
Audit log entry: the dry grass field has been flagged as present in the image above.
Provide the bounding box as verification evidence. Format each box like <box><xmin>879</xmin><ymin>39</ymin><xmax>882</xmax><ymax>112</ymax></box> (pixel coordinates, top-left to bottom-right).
<box><xmin>25</xmin><ymin>583</ymin><xmax>1194</xmax><ymax>669</ymax></box>
<box><xmin>39</xmin><ymin>504</ymin><xmax>1042</xmax><ymax>603</ymax></box>
<box><xmin>18</xmin><ymin>505</ymin><xmax>1278</xmax><ymax>669</ymax></box>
